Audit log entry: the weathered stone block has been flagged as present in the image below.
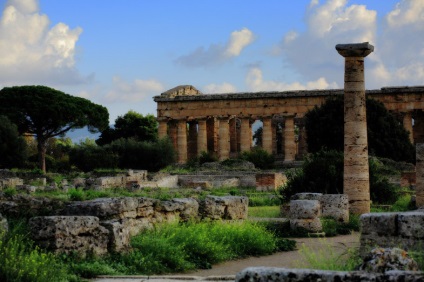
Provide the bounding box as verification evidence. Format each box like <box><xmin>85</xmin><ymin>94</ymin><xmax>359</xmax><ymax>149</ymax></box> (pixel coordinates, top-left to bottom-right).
<box><xmin>291</xmin><ymin>193</ymin><xmax>322</xmax><ymax>201</ymax></box>
<box><xmin>255</xmin><ymin>173</ymin><xmax>286</xmax><ymax>191</ymax></box>
<box><xmin>397</xmin><ymin>211</ymin><xmax>424</xmax><ymax>239</ymax></box>
<box><xmin>290</xmin><ymin>218</ymin><xmax>322</xmax><ymax>232</ymax></box>
<box><xmin>290</xmin><ymin>200</ymin><xmax>321</xmax><ymax>219</ymax></box>
<box><xmin>321</xmin><ymin>194</ymin><xmax>349</xmax><ymax>222</ymax></box>
<box><xmin>360</xmin><ymin>213</ymin><xmax>398</xmax><ymax>236</ymax></box>
<box><xmin>29</xmin><ymin>216</ymin><xmax>109</xmax><ymax>256</ymax></box>
<box><xmin>222</xmin><ymin>178</ymin><xmax>240</xmax><ymax>187</ymax></box>
<box><xmin>172</xmin><ymin>198</ymin><xmax>199</xmax><ymax>221</ymax></box>
<box><xmin>0</xmin><ymin>213</ymin><xmax>8</xmax><ymax>235</ymax></box>
<box><xmin>0</xmin><ymin>177</ymin><xmax>23</xmax><ymax>189</ymax></box>
<box><xmin>201</xmin><ymin>196</ymin><xmax>248</xmax><ymax>220</ymax></box>
<box><xmin>64</xmin><ymin>197</ymin><xmax>139</xmax><ymax>220</ymax></box>
<box><xmin>101</xmin><ymin>219</ymin><xmax>131</xmax><ymax>253</ymax></box>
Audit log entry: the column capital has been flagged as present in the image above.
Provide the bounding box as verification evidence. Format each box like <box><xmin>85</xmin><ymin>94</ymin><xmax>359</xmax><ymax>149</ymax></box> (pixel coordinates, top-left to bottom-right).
<box><xmin>336</xmin><ymin>42</ymin><xmax>374</xmax><ymax>58</ymax></box>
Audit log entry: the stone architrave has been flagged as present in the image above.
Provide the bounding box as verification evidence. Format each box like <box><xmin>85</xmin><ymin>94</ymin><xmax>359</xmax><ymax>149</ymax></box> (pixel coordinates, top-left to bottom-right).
<box><xmin>336</xmin><ymin>42</ymin><xmax>374</xmax><ymax>214</ymax></box>
<box><xmin>416</xmin><ymin>143</ymin><xmax>424</xmax><ymax>208</ymax></box>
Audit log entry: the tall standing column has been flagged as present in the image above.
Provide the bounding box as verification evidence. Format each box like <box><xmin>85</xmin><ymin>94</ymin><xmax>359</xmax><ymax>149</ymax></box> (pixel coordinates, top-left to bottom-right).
<box><xmin>197</xmin><ymin>118</ymin><xmax>208</xmax><ymax>155</ymax></box>
<box><xmin>284</xmin><ymin>116</ymin><xmax>296</xmax><ymax>162</ymax></box>
<box><xmin>218</xmin><ymin>117</ymin><xmax>230</xmax><ymax>161</ymax></box>
<box><xmin>262</xmin><ymin>117</ymin><xmax>273</xmax><ymax>154</ymax></box>
<box><xmin>336</xmin><ymin>42</ymin><xmax>374</xmax><ymax>215</ymax></box>
<box><xmin>240</xmin><ymin>118</ymin><xmax>251</xmax><ymax>152</ymax></box>
<box><xmin>177</xmin><ymin>119</ymin><xmax>188</xmax><ymax>164</ymax></box>
<box><xmin>158</xmin><ymin>120</ymin><xmax>168</xmax><ymax>140</ymax></box>
<box><xmin>403</xmin><ymin>112</ymin><xmax>414</xmax><ymax>144</ymax></box>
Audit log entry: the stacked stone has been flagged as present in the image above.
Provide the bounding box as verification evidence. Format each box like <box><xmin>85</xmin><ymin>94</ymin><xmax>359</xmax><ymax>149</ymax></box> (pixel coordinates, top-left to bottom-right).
<box><xmin>0</xmin><ymin>212</ymin><xmax>8</xmax><ymax>235</ymax></box>
<box><xmin>200</xmin><ymin>195</ymin><xmax>248</xmax><ymax>220</ymax></box>
<box><xmin>360</xmin><ymin>211</ymin><xmax>424</xmax><ymax>257</ymax></box>
<box><xmin>321</xmin><ymin>194</ymin><xmax>349</xmax><ymax>223</ymax></box>
<box><xmin>290</xmin><ymin>193</ymin><xmax>322</xmax><ymax>232</ymax></box>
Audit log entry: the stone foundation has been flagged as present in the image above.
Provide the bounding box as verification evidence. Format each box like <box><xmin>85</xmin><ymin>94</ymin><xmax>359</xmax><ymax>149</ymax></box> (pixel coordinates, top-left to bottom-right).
<box><xmin>360</xmin><ymin>211</ymin><xmax>424</xmax><ymax>256</ymax></box>
<box><xmin>236</xmin><ymin>267</ymin><xmax>424</xmax><ymax>282</ymax></box>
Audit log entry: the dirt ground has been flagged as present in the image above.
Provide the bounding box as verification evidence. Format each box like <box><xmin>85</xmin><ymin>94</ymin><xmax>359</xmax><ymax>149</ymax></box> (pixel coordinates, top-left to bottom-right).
<box><xmin>186</xmin><ymin>232</ymin><xmax>360</xmax><ymax>277</ymax></box>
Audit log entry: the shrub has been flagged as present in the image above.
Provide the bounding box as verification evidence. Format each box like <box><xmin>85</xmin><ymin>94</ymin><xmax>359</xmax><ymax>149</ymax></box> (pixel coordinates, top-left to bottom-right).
<box><xmin>240</xmin><ymin>147</ymin><xmax>274</xmax><ymax>169</ymax></box>
<box><xmin>69</xmin><ymin>144</ymin><xmax>119</xmax><ymax>172</ymax></box>
<box><xmin>278</xmin><ymin>150</ymin><xmax>399</xmax><ymax>205</ymax></box>
<box><xmin>0</xmin><ymin>115</ymin><xmax>27</xmax><ymax>169</ymax></box>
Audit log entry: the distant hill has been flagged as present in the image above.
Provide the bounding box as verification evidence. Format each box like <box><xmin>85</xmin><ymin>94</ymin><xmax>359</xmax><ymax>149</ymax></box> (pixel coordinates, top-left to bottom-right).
<box><xmin>65</xmin><ymin>127</ymin><xmax>100</xmax><ymax>143</ymax></box>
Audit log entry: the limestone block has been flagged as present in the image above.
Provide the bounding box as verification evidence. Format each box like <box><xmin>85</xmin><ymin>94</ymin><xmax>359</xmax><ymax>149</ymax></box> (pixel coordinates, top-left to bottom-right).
<box><xmin>0</xmin><ymin>213</ymin><xmax>8</xmax><ymax>235</ymax></box>
<box><xmin>358</xmin><ymin>247</ymin><xmax>418</xmax><ymax>272</ymax></box>
<box><xmin>29</xmin><ymin>216</ymin><xmax>109</xmax><ymax>256</ymax></box>
<box><xmin>64</xmin><ymin>197</ymin><xmax>139</xmax><ymax>220</ymax></box>
<box><xmin>256</xmin><ymin>173</ymin><xmax>286</xmax><ymax>191</ymax></box>
<box><xmin>201</xmin><ymin>196</ymin><xmax>248</xmax><ymax>220</ymax></box>
<box><xmin>156</xmin><ymin>175</ymin><xmax>179</xmax><ymax>188</ymax></box>
<box><xmin>222</xmin><ymin>178</ymin><xmax>240</xmax><ymax>188</ymax></box>
<box><xmin>290</xmin><ymin>200</ymin><xmax>321</xmax><ymax>219</ymax></box>
<box><xmin>397</xmin><ymin>212</ymin><xmax>424</xmax><ymax>239</ymax></box>
<box><xmin>0</xmin><ymin>177</ymin><xmax>23</xmax><ymax>189</ymax></box>
<box><xmin>172</xmin><ymin>198</ymin><xmax>199</xmax><ymax>221</ymax></box>
<box><xmin>101</xmin><ymin>219</ymin><xmax>131</xmax><ymax>252</ymax></box>
<box><xmin>15</xmin><ymin>185</ymin><xmax>37</xmax><ymax>193</ymax></box>
<box><xmin>290</xmin><ymin>218</ymin><xmax>322</xmax><ymax>232</ymax></box>
<box><xmin>360</xmin><ymin>213</ymin><xmax>398</xmax><ymax>236</ymax></box>
<box><xmin>291</xmin><ymin>193</ymin><xmax>322</xmax><ymax>201</ymax></box>
<box><xmin>321</xmin><ymin>194</ymin><xmax>349</xmax><ymax>222</ymax></box>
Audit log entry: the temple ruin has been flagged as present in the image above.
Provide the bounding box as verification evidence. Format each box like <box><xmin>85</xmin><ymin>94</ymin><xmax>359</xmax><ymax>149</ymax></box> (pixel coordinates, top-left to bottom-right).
<box><xmin>154</xmin><ymin>85</ymin><xmax>424</xmax><ymax>164</ymax></box>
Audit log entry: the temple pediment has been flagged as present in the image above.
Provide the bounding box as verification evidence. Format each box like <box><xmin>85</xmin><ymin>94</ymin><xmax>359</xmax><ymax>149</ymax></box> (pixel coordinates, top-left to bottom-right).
<box><xmin>161</xmin><ymin>85</ymin><xmax>202</xmax><ymax>98</ymax></box>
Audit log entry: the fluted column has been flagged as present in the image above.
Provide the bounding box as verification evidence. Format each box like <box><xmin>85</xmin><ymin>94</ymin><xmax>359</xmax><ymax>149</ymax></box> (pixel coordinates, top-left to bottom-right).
<box><xmin>240</xmin><ymin>118</ymin><xmax>251</xmax><ymax>152</ymax></box>
<box><xmin>158</xmin><ymin>120</ymin><xmax>168</xmax><ymax>140</ymax></box>
<box><xmin>218</xmin><ymin>117</ymin><xmax>230</xmax><ymax>161</ymax></box>
<box><xmin>177</xmin><ymin>119</ymin><xmax>187</xmax><ymax>164</ymax></box>
<box><xmin>262</xmin><ymin>117</ymin><xmax>273</xmax><ymax>154</ymax></box>
<box><xmin>168</xmin><ymin>121</ymin><xmax>178</xmax><ymax>153</ymax></box>
<box><xmin>403</xmin><ymin>112</ymin><xmax>414</xmax><ymax>144</ymax></box>
<box><xmin>284</xmin><ymin>116</ymin><xmax>296</xmax><ymax>162</ymax></box>
<box><xmin>336</xmin><ymin>42</ymin><xmax>374</xmax><ymax>215</ymax></box>
<box><xmin>416</xmin><ymin>144</ymin><xmax>424</xmax><ymax>207</ymax></box>
<box><xmin>197</xmin><ymin>118</ymin><xmax>208</xmax><ymax>155</ymax></box>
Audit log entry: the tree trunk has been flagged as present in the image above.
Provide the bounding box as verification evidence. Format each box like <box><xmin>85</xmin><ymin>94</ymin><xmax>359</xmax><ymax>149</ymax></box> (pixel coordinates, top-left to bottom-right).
<box><xmin>37</xmin><ymin>138</ymin><xmax>47</xmax><ymax>173</ymax></box>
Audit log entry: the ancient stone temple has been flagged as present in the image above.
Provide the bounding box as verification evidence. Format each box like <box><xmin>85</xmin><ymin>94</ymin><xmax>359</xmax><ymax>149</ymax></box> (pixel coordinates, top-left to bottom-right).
<box><xmin>154</xmin><ymin>85</ymin><xmax>424</xmax><ymax>164</ymax></box>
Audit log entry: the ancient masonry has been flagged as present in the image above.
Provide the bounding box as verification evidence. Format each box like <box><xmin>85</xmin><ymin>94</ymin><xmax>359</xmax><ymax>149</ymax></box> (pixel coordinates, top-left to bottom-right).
<box><xmin>336</xmin><ymin>42</ymin><xmax>374</xmax><ymax>214</ymax></box>
<box><xmin>154</xmin><ymin>85</ymin><xmax>424</xmax><ymax>164</ymax></box>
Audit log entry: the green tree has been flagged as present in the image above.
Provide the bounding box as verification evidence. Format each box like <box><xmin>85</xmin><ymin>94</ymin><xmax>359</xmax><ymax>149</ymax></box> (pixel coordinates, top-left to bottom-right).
<box><xmin>0</xmin><ymin>85</ymin><xmax>109</xmax><ymax>172</ymax></box>
<box><xmin>0</xmin><ymin>116</ymin><xmax>27</xmax><ymax>168</ymax></box>
<box><xmin>96</xmin><ymin>110</ymin><xmax>158</xmax><ymax>145</ymax></box>
<box><xmin>305</xmin><ymin>96</ymin><xmax>415</xmax><ymax>163</ymax></box>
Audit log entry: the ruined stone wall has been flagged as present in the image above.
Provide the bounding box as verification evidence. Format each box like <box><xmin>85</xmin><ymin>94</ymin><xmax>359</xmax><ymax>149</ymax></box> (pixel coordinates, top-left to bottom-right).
<box><xmin>360</xmin><ymin>211</ymin><xmax>424</xmax><ymax>256</ymax></box>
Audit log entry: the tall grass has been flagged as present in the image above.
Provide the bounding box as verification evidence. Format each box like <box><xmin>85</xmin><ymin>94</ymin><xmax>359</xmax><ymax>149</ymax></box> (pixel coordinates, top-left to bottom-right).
<box><xmin>69</xmin><ymin>220</ymin><xmax>289</xmax><ymax>277</ymax></box>
<box><xmin>297</xmin><ymin>240</ymin><xmax>362</xmax><ymax>271</ymax></box>
<box><xmin>249</xmin><ymin>206</ymin><xmax>281</xmax><ymax>218</ymax></box>
<box><xmin>0</xmin><ymin>222</ymin><xmax>74</xmax><ymax>282</ymax></box>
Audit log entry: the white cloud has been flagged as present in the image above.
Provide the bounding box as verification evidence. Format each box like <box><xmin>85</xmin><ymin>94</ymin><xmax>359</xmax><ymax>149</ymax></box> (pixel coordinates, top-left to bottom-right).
<box><xmin>245</xmin><ymin>67</ymin><xmax>338</xmax><ymax>92</ymax></box>
<box><xmin>175</xmin><ymin>28</ymin><xmax>255</xmax><ymax>67</ymax></box>
<box><xmin>105</xmin><ymin>76</ymin><xmax>165</xmax><ymax>103</ymax></box>
<box><xmin>203</xmin><ymin>82</ymin><xmax>237</xmax><ymax>94</ymax></box>
<box><xmin>0</xmin><ymin>0</ymin><xmax>90</xmax><ymax>86</ymax></box>
<box><xmin>277</xmin><ymin>0</ymin><xmax>376</xmax><ymax>87</ymax></box>
<box><xmin>386</xmin><ymin>0</ymin><xmax>424</xmax><ymax>28</ymax></box>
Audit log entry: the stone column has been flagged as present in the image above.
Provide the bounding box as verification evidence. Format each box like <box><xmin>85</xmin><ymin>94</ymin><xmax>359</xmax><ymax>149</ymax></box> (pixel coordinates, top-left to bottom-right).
<box><xmin>218</xmin><ymin>117</ymin><xmax>230</xmax><ymax>161</ymax></box>
<box><xmin>168</xmin><ymin>121</ymin><xmax>178</xmax><ymax>153</ymax></box>
<box><xmin>336</xmin><ymin>42</ymin><xmax>374</xmax><ymax>215</ymax></box>
<box><xmin>177</xmin><ymin>119</ymin><xmax>187</xmax><ymax>164</ymax></box>
<box><xmin>416</xmin><ymin>143</ymin><xmax>424</xmax><ymax>208</ymax></box>
<box><xmin>297</xmin><ymin>118</ymin><xmax>308</xmax><ymax>160</ymax></box>
<box><xmin>414</xmin><ymin>111</ymin><xmax>424</xmax><ymax>144</ymax></box>
<box><xmin>197</xmin><ymin>118</ymin><xmax>208</xmax><ymax>155</ymax></box>
<box><xmin>158</xmin><ymin>120</ymin><xmax>168</xmax><ymax>140</ymax></box>
<box><xmin>187</xmin><ymin>121</ymin><xmax>198</xmax><ymax>159</ymax></box>
<box><xmin>403</xmin><ymin>112</ymin><xmax>414</xmax><ymax>144</ymax></box>
<box><xmin>284</xmin><ymin>116</ymin><xmax>296</xmax><ymax>162</ymax></box>
<box><xmin>262</xmin><ymin>117</ymin><xmax>273</xmax><ymax>154</ymax></box>
<box><xmin>240</xmin><ymin>118</ymin><xmax>251</xmax><ymax>152</ymax></box>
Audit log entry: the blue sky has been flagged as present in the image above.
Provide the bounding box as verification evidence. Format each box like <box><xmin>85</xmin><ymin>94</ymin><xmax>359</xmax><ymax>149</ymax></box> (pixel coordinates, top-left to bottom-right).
<box><xmin>1</xmin><ymin>0</ymin><xmax>423</xmax><ymax>133</ymax></box>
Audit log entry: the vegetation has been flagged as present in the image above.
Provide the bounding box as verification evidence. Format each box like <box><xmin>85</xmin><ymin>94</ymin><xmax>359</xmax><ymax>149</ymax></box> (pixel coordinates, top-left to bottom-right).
<box><xmin>96</xmin><ymin>111</ymin><xmax>158</xmax><ymax>145</ymax></box>
<box><xmin>278</xmin><ymin>150</ymin><xmax>401</xmax><ymax>205</ymax></box>
<box><xmin>0</xmin><ymin>115</ymin><xmax>28</xmax><ymax>169</ymax></box>
<box><xmin>64</xmin><ymin>221</ymin><xmax>295</xmax><ymax>277</ymax></box>
<box><xmin>240</xmin><ymin>147</ymin><xmax>275</xmax><ymax>169</ymax></box>
<box><xmin>0</xmin><ymin>85</ymin><xmax>109</xmax><ymax>172</ymax></box>
<box><xmin>305</xmin><ymin>96</ymin><xmax>415</xmax><ymax>163</ymax></box>
<box><xmin>248</xmin><ymin>206</ymin><xmax>280</xmax><ymax>218</ymax></box>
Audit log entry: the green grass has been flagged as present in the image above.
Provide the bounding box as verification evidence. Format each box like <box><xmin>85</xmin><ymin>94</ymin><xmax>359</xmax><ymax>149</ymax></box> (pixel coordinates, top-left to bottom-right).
<box><xmin>371</xmin><ymin>194</ymin><xmax>415</xmax><ymax>212</ymax></box>
<box><xmin>249</xmin><ymin>206</ymin><xmax>281</xmax><ymax>218</ymax></box>
<box><xmin>296</xmin><ymin>239</ymin><xmax>362</xmax><ymax>271</ymax></box>
<box><xmin>67</xmin><ymin>221</ymin><xmax>293</xmax><ymax>277</ymax></box>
